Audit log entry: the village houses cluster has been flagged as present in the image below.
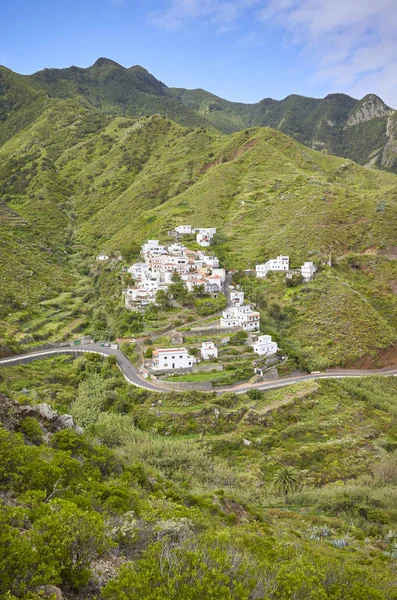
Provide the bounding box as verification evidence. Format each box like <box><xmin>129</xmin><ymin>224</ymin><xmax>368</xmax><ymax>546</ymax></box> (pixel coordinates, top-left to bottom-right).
<box><xmin>124</xmin><ymin>233</ymin><xmax>225</xmax><ymax>309</ymax></box>
<box><xmin>168</xmin><ymin>225</ymin><xmax>217</xmax><ymax>247</ymax></box>
<box><xmin>255</xmin><ymin>255</ymin><xmax>316</xmax><ymax>282</ymax></box>
<box><xmin>114</xmin><ymin>240</ymin><xmax>317</xmax><ymax>373</ymax></box>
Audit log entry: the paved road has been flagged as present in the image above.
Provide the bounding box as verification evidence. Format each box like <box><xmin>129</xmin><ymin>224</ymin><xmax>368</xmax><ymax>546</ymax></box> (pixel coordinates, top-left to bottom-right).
<box><xmin>1</xmin><ymin>345</ymin><xmax>397</xmax><ymax>395</ymax></box>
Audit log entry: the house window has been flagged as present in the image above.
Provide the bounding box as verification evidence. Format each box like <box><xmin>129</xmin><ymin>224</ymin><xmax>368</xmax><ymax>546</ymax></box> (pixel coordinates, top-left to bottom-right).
<box><xmin>164</xmin><ymin>363</ymin><xmax>168</xmax><ymax>368</ymax></box>
<box><xmin>179</xmin><ymin>355</ymin><xmax>183</xmax><ymax>358</ymax></box>
<box><xmin>188</xmin><ymin>362</ymin><xmax>192</xmax><ymax>366</ymax></box>
<box><xmin>172</xmin><ymin>356</ymin><xmax>175</xmax><ymax>359</ymax></box>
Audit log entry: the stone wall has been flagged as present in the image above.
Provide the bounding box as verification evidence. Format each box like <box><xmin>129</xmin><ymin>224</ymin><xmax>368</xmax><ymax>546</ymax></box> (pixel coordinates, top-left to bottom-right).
<box><xmin>189</xmin><ymin>326</ymin><xmax>240</xmax><ymax>336</ymax></box>
<box><xmin>150</xmin><ymin>376</ymin><xmax>213</xmax><ymax>391</ymax></box>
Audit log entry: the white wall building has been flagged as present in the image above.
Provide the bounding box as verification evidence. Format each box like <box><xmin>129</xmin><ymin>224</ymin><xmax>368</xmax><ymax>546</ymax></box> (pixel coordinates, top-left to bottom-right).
<box><xmin>196</xmin><ymin>228</ymin><xmax>217</xmax><ymax>247</ymax></box>
<box><xmin>196</xmin><ymin>231</ymin><xmax>211</xmax><ymax>247</ymax></box>
<box><xmin>211</xmin><ymin>268</ymin><xmax>226</xmax><ymax>283</ymax></box>
<box><xmin>127</xmin><ymin>263</ymin><xmax>150</xmax><ymax>278</ymax></box>
<box><xmin>256</xmin><ymin>256</ymin><xmax>289</xmax><ymax>278</ymax></box>
<box><xmin>205</xmin><ymin>275</ymin><xmax>223</xmax><ymax>292</ymax></box>
<box><xmin>141</xmin><ymin>240</ymin><xmax>166</xmax><ymax>256</ymax></box>
<box><xmin>252</xmin><ymin>335</ymin><xmax>278</xmax><ymax>356</ymax></box>
<box><xmin>175</xmin><ymin>225</ymin><xmax>192</xmax><ymax>234</ymax></box>
<box><xmin>200</xmin><ymin>255</ymin><xmax>220</xmax><ymax>268</ymax></box>
<box><xmin>220</xmin><ymin>304</ymin><xmax>260</xmax><ymax>331</ymax></box>
<box><xmin>230</xmin><ymin>291</ymin><xmax>244</xmax><ymax>306</ymax></box>
<box><xmin>201</xmin><ymin>342</ymin><xmax>218</xmax><ymax>360</ymax></box>
<box><xmin>168</xmin><ymin>243</ymin><xmax>187</xmax><ymax>255</ymax></box>
<box><xmin>152</xmin><ymin>348</ymin><xmax>196</xmax><ymax>370</ymax></box>
<box><xmin>96</xmin><ymin>254</ymin><xmax>109</xmax><ymax>261</ymax></box>
<box><xmin>125</xmin><ymin>288</ymin><xmax>156</xmax><ymax>307</ymax></box>
<box><xmin>301</xmin><ymin>261</ymin><xmax>316</xmax><ymax>282</ymax></box>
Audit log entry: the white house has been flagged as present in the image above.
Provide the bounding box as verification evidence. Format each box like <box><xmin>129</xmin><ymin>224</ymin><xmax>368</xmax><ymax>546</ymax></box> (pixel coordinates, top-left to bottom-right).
<box><xmin>141</xmin><ymin>240</ymin><xmax>166</xmax><ymax>256</ymax></box>
<box><xmin>211</xmin><ymin>268</ymin><xmax>226</xmax><ymax>283</ymax></box>
<box><xmin>175</xmin><ymin>225</ymin><xmax>192</xmax><ymax>235</ymax></box>
<box><xmin>252</xmin><ymin>335</ymin><xmax>278</xmax><ymax>356</ymax></box>
<box><xmin>201</xmin><ymin>255</ymin><xmax>220</xmax><ymax>269</ymax></box>
<box><xmin>205</xmin><ymin>275</ymin><xmax>223</xmax><ymax>292</ymax></box>
<box><xmin>201</xmin><ymin>342</ymin><xmax>218</xmax><ymax>360</ymax></box>
<box><xmin>196</xmin><ymin>228</ymin><xmax>217</xmax><ymax>247</ymax></box>
<box><xmin>168</xmin><ymin>243</ymin><xmax>187</xmax><ymax>255</ymax></box>
<box><xmin>236</xmin><ymin>305</ymin><xmax>260</xmax><ymax>331</ymax></box>
<box><xmin>125</xmin><ymin>288</ymin><xmax>156</xmax><ymax>308</ymax></box>
<box><xmin>195</xmin><ymin>227</ymin><xmax>217</xmax><ymax>237</ymax></box>
<box><xmin>152</xmin><ymin>348</ymin><xmax>196</xmax><ymax>371</ymax></box>
<box><xmin>301</xmin><ymin>261</ymin><xmax>317</xmax><ymax>282</ymax></box>
<box><xmin>96</xmin><ymin>254</ymin><xmax>109</xmax><ymax>261</ymax></box>
<box><xmin>256</xmin><ymin>256</ymin><xmax>289</xmax><ymax>278</ymax></box>
<box><xmin>196</xmin><ymin>231</ymin><xmax>211</xmax><ymax>247</ymax></box>
<box><xmin>220</xmin><ymin>307</ymin><xmax>240</xmax><ymax>328</ymax></box>
<box><xmin>127</xmin><ymin>263</ymin><xmax>150</xmax><ymax>278</ymax></box>
<box><xmin>230</xmin><ymin>291</ymin><xmax>244</xmax><ymax>306</ymax></box>
<box><xmin>220</xmin><ymin>304</ymin><xmax>260</xmax><ymax>331</ymax></box>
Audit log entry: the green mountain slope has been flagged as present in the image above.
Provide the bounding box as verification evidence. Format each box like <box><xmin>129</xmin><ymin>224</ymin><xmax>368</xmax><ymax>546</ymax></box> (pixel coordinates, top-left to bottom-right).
<box><xmin>2</xmin><ymin>58</ymin><xmax>396</xmax><ymax>170</ymax></box>
<box><xmin>171</xmin><ymin>88</ymin><xmax>397</xmax><ymax>171</ymax></box>
<box><xmin>27</xmin><ymin>58</ymin><xmax>211</xmax><ymax>129</ymax></box>
<box><xmin>2</xmin><ymin>90</ymin><xmax>397</xmax><ymax>366</ymax></box>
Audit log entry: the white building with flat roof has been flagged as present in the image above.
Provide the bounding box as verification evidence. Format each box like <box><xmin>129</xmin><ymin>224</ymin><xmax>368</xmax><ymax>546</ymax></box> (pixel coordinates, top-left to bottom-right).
<box><xmin>205</xmin><ymin>275</ymin><xmax>223</xmax><ymax>292</ymax></box>
<box><xmin>127</xmin><ymin>263</ymin><xmax>150</xmax><ymax>278</ymax></box>
<box><xmin>230</xmin><ymin>291</ymin><xmax>244</xmax><ymax>306</ymax></box>
<box><xmin>175</xmin><ymin>225</ymin><xmax>192</xmax><ymax>234</ymax></box>
<box><xmin>252</xmin><ymin>335</ymin><xmax>278</xmax><ymax>356</ymax></box>
<box><xmin>220</xmin><ymin>304</ymin><xmax>260</xmax><ymax>331</ymax></box>
<box><xmin>152</xmin><ymin>348</ymin><xmax>196</xmax><ymax>371</ymax></box>
<box><xmin>301</xmin><ymin>261</ymin><xmax>316</xmax><ymax>282</ymax></box>
<box><xmin>125</xmin><ymin>288</ymin><xmax>156</xmax><ymax>307</ymax></box>
<box><xmin>141</xmin><ymin>240</ymin><xmax>166</xmax><ymax>256</ymax></box>
<box><xmin>196</xmin><ymin>228</ymin><xmax>217</xmax><ymax>247</ymax></box>
<box><xmin>256</xmin><ymin>255</ymin><xmax>289</xmax><ymax>278</ymax></box>
<box><xmin>96</xmin><ymin>254</ymin><xmax>109</xmax><ymax>261</ymax></box>
<box><xmin>201</xmin><ymin>342</ymin><xmax>218</xmax><ymax>360</ymax></box>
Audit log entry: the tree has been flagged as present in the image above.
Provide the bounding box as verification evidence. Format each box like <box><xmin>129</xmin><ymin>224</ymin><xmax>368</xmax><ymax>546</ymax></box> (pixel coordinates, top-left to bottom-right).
<box><xmin>171</xmin><ymin>270</ymin><xmax>182</xmax><ymax>283</ymax></box>
<box><xmin>192</xmin><ymin>284</ymin><xmax>206</xmax><ymax>298</ymax></box>
<box><xmin>272</xmin><ymin>466</ymin><xmax>300</xmax><ymax>503</ymax></box>
<box><xmin>123</xmin><ymin>273</ymin><xmax>135</xmax><ymax>288</ymax></box>
<box><xmin>155</xmin><ymin>289</ymin><xmax>171</xmax><ymax>309</ymax></box>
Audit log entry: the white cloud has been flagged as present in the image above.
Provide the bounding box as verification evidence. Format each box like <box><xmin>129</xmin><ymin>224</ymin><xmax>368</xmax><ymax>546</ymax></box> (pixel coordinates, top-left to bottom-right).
<box><xmin>148</xmin><ymin>0</ymin><xmax>259</xmax><ymax>32</ymax></box>
<box><xmin>148</xmin><ymin>0</ymin><xmax>397</xmax><ymax>104</ymax></box>
<box><xmin>258</xmin><ymin>0</ymin><xmax>397</xmax><ymax>104</ymax></box>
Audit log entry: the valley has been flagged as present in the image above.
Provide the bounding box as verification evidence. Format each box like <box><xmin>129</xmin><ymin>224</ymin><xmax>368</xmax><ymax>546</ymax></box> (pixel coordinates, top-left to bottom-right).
<box><xmin>2</xmin><ymin>57</ymin><xmax>397</xmax><ymax>600</ymax></box>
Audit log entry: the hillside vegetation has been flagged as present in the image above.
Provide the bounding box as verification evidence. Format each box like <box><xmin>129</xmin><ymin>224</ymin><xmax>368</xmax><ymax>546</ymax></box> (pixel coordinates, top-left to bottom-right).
<box><xmin>1</xmin><ymin>355</ymin><xmax>397</xmax><ymax>599</ymax></box>
<box><xmin>2</xmin><ymin>70</ymin><xmax>397</xmax><ymax>365</ymax></box>
<box><xmin>2</xmin><ymin>59</ymin><xmax>397</xmax><ymax>170</ymax></box>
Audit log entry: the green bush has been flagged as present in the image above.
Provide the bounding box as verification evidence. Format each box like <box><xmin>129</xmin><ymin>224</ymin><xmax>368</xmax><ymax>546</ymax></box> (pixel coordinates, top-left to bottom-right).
<box><xmin>18</xmin><ymin>417</ymin><xmax>43</xmax><ymax>445</ymax></box>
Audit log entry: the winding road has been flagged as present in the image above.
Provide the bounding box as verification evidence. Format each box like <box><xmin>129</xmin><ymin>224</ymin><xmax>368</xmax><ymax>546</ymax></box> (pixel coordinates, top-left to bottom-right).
<box><xmin>1</xmin><ymin>344</ymin><xmax>397</xmax><ymax>394</ymax></box>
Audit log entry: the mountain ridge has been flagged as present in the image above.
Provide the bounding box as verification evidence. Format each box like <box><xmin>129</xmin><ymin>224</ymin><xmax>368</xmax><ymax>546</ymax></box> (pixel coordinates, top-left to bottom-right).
<box><xmin>2</xmin><ymin>58</ymin><xmax>397</xmax><ymax>170</ymax></box>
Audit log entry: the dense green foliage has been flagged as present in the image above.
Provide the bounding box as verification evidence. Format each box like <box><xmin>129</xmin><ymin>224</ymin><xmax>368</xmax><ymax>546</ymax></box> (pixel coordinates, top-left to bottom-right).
<box><xmin>2</xmin><ymin>60</ymin><xmax>396</xmax><ymax>169</ymax></box>
<box><xmin>1</xmin><ymin>355</ymin><xmax>397</xmax><ymax>598</ymax></box>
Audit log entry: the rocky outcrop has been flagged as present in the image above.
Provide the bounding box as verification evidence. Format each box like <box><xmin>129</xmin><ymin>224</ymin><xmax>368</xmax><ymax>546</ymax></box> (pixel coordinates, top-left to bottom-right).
<box><xmin>347</xmin><ymin>94</ymin><xmax>394</xmax><ymax>126</ymax></box>
<box><xmin>0</xmin><ymin>393</ymin><xmax>83</xmax><ymax>436</ymax></box>
<box><xmin>380</xmin><ymin>115</ymin><xmax>397</xmax><ymax>170</ymax></box>
<box><xmin>36</xmin><ymin>585</ymin><xmax>63</xmax><ymax>599</ymax></box>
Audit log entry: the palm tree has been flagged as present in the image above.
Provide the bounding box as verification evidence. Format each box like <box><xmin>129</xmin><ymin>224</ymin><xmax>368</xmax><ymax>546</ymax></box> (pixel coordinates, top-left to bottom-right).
<box><xmin>272</xmin><ymin>466</ymin><xmax>300</xmax><ymax>503</ymax></box>
<box><xmin>155</xmin><ymin>289</ymin><xmax>170</xmax><ymax>309</ymax></box>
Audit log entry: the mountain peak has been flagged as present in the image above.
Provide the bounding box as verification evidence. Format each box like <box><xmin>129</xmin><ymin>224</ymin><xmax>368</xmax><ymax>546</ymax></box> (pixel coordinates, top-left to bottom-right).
<box><xmin>347</xmin><ymin>94</ymin><xmax>393</xmax><ymax>126</ymax></box>
<box><xmin>91</xmin><ymin>57</ymin><xmax>124</xmax><ymax>69</ymax></box>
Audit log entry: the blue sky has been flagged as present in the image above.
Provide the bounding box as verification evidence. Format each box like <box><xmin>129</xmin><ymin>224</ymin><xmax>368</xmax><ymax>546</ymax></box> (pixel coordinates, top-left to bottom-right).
<box><xmin>2</xmin><ymin>0</ymin><xmax>397</xmax><ymax>104</ymax></box>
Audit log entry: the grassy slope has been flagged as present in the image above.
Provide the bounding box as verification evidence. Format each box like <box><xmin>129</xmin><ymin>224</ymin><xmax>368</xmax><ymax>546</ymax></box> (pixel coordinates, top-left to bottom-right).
<box><xmin>3</xmin><ymin>60</ymin><xmax>396</xmax><ymax>170</ymax></box>
<box><xmin>2</xmin><ymin>90</ymin><xmax>397</xmax><ymax>364</ymax></box>
<box><xmin>1</xmin><ymin>355</ymin><xmax>397</xmax><ymax>599</ymax></box>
